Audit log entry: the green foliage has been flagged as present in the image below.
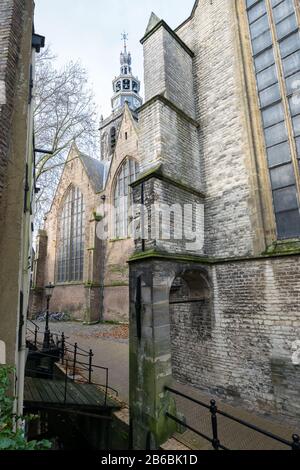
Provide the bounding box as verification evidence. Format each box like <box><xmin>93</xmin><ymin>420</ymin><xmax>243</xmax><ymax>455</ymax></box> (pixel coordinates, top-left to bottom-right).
<box><xmin>0</xmin><ymin>366</ymin><xmax>52</xmax><ymax>451</ymax></box>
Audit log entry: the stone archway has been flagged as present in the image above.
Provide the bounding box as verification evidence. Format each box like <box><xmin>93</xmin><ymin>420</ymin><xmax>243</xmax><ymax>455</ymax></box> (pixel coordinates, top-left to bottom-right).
<box><xmin>129</xmin><ymin>259</ymin><xmax>213</xmax><ymax>449</ymax></box>
<box><xmin>169</xmin><ymin>269</ymin><xmax>213</xmax><ymax>386</ymax></box>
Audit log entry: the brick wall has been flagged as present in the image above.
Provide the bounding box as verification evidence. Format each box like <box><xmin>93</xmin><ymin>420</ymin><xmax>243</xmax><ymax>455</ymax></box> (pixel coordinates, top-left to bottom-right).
<box><xmin>0</xmin><ymin>0</ymin><xmax>25</xmax><ymax>206</ymax></box>
<box><xmin>0</xmin><ymin>0</ymin><xmax>34</xmax><ymax>402</ymax></box>
<box><xmin>143</xmin><ymin>25</ymin><xmax>195</xmax><ymax>118</ymax></box>
<box><xmin>129</xmin><ymin>1</ymin><xmax>300</xmax><ymax>439</ymax></box>
<box><xmin>170</xmin><ymin>256</ymin><xmax>300</xmax><ymax>425</ymax></box>
<box><xmin>133</xmin><ymin>177</ymin><xmax>204</xmax><ymax>255</ymax></box>
<box><xmin>177</xmin><ymin>0</ymin><xmax>261</xmax><ymax>258</ymax></box>
<box><xmin>138</xmin><ymin>99</ymin><xmax>202</xmax><ymax>192</ymax></box>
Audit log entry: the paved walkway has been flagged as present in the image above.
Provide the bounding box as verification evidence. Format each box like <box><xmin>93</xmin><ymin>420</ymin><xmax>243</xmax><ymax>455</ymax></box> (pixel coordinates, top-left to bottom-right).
<box><xmin>170</xmin><ymin>382</ymin><xmax>299</xmax><ymax>450</ymax></box>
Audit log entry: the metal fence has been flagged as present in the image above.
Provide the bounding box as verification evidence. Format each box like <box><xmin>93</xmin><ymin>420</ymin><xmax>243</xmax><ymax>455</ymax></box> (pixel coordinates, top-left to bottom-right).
<box><xmin>165</xmin><ymin>386</ymin><xmax>300</xmax><ymax>451</ymax></box>
<box><xmin>26</xmin><ymin>320</ymin><xmax>118</xmax><ymax>406</ymax></box>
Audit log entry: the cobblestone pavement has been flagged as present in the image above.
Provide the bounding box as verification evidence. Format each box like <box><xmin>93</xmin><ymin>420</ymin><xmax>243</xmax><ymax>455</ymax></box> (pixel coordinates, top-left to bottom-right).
<box><xmin>47</xmin><ymin>321</ymin><xmax>129</xmax><ymax>344</ymax></box>
<box><xmin>40</xmin><ymin>321</ymin><xmax>129</xmax><ymax>403</ymax></box>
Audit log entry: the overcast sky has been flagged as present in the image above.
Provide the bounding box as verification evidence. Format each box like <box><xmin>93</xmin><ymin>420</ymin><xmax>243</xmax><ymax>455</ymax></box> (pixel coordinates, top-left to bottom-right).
<box><xmin>34</xmin><ymin>0</ymin><xmax>195</xmax><ymax>117</ymax></box>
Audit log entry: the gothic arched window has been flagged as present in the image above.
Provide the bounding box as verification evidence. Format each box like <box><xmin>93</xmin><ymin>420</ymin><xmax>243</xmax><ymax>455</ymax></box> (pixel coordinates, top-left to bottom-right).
<box><xmin>114</xmin><ymin>158</ymin><xmax>139</xmax><ymax>238</ymax></box>
<box><xmin>56</xmin><ymin>187</ymin><xmax>85</xmax><ymax>283</ymax></box>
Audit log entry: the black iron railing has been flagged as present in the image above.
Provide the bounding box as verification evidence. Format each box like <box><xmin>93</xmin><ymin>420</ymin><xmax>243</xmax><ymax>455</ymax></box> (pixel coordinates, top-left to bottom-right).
<box><xmin>165</xmin><ymin>386</ymin><xmax>300</xmax><ymax>451</ymax></box>
<box><xmin>27</xmin><ymin>319</ymin><xmax>40</xmax><ymax>348</ymax></box>
<box><xmin>25</xmin><ymin>325</ymin><xmax>118</xmax><ymax>406</ymax></box>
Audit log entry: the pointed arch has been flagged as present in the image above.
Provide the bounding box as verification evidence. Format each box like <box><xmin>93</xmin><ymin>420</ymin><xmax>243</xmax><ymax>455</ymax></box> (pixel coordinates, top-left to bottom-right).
<box><xmin>56</xmin><ymin>185</ymin><xmax>85</xmax><ymax>283</ymax></box>
<box><xmin>113</xmin><ymin>157</ymin><xmax>140</xmax><ymax>238</ymax></box>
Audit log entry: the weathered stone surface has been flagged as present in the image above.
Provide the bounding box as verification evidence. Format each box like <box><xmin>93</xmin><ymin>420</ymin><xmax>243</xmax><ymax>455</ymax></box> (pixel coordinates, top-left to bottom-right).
<box><xmin>129</xmin><ymin>0</ymin><xmax>300</xmax><ymax>449</ymax></box>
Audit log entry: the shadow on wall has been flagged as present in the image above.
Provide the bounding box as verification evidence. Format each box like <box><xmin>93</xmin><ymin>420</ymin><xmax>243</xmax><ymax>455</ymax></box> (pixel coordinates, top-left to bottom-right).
<box><xmin>169</xmin><ymin>269</ymin><xmax>213</xmax><ymax>383</ymax></box>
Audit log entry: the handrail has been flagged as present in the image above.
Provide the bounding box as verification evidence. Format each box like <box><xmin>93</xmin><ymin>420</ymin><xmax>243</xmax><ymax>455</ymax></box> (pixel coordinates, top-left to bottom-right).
<box><xmin>165</xmin><ymin>412</ymin><xmax>228</xmax><ymax>450</ymax></box>
<box><xmin>26</xmin><ymin>328</ymin><xmax>116</xmax><ymax>406</ymax></box>
<box><xmin>27</xmin><ymin>319</ymin><xmax>40</xmax><ymax>331</ymax></box>
<box><xmin>26</xmin><ymin>327</ymin><xmax>36</xmax><ymax>336</ymax></box>
<box><xmin>165</xmin><ymin>386</ymin><xmax>300</xmax><ymax>451</ymax></box>
<box><xmin>65</xmin><ymin>348</ymin><xmax>90</xmax><ymax>358</ymax></box>
<box><xmin>64</xmin><ymin>340</ymin><xmax>89</xmax><ymax>354</ymax></box>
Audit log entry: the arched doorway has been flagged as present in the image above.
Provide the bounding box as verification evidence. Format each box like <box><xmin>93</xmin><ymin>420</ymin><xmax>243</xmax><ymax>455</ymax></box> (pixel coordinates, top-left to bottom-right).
<box><xmin>169</xmin><ymin>269</ymin><xmax>213</xmax><ymax>386</ymax></box>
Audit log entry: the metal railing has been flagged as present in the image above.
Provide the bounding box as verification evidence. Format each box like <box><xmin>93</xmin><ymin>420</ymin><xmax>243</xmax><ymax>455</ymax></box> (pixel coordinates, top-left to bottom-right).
<box><xmin>165</xmin><ymin>386</ymin><xmax>300</xmax><ymax>451</ymax></box>
<box><xmin>25</xmin><ymin>325</ymin><xmax>118</xmax><ymax>407</ymax></box>
<box><xmin>27</xmin><ymin>319</ymin><xmax>40</xmax><ymax>348</ymax></box>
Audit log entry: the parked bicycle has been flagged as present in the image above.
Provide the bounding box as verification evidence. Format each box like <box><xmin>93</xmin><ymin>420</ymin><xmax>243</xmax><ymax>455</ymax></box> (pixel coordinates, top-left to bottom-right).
<box><xmin>34</xmin><ymin>311</ymin><xmax>70</xmax><ymax>322</ymax></box>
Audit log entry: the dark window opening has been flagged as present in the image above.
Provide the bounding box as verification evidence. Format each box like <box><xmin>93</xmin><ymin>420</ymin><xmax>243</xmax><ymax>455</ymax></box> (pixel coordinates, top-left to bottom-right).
<box><xmin>123</xmin><ymin>79</ymin><xmax>130</xmax><ymax>90</ymax></box>
<box><xmin>110</xmin><ymin>127</ymin><xmax>116</xmax><ymax>151</ymax></box>
<box><xmin>132</xmin><ymin>81</ymin><xmax>138</xmax><ymax>93</ymax></box>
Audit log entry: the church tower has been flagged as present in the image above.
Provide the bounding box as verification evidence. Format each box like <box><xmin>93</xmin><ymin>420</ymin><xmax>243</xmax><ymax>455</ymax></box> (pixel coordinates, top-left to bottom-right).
<box><xmin>99</xmin><ymin>34</ymin><xmax>142</xmax><ymax>162</ymax></box>
<box><xmin>111</xmin><ymin>33</ymin><xmax>142</xmax><ymax>112</ymax></box>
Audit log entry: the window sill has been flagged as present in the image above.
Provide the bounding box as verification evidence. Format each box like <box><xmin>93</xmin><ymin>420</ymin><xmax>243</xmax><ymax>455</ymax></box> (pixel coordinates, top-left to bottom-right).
<box><xmin>55</xmin><ymin>282</ymin><xmax>84</xmax><ymax>287</ymax></box>
<box><xmin>109</xmin><ymin>237</ymin><xmax>132</xmax><ymax>243</ymax></box>
<box><xmin>265</xmin><ymin>239</ymin><xmax>300</xmax><ymax>255</ymax></box>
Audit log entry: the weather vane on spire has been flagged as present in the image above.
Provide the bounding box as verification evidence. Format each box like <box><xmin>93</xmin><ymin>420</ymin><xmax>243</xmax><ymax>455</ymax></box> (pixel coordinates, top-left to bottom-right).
<box><xmin>121</xmin><ymin>32</ymin><xmax>128</xmax><ymax>52</ymax></box>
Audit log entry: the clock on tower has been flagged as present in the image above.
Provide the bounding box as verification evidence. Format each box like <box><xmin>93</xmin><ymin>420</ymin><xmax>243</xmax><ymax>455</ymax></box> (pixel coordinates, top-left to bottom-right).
<box><xmin>111</xmin><ymin>33</ymin><xmax>143</xmax><ymax>113</ymax></box>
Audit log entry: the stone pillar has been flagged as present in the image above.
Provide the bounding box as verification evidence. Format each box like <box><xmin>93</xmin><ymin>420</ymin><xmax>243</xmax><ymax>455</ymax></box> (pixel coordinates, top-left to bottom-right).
<box><xmin>84</xmin><ymin>215</ymin><xmax>103</xmax><ymax>324</ymax></box>
<box><xmin>129</xmin><ymin>14</ymin><xmax>205</xmax><ymax>448</ymax></box>
<box><xmin>129</xmin><ymin>260</ymin><xmax>176</xmax><ymax>449</ymax></box>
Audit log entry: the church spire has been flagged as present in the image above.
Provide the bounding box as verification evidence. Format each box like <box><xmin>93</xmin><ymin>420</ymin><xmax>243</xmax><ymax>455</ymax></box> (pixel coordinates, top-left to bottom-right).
<box><xmin>120</xmin><ymin>32</ymin><xmax>132</xmax><ymax>76</ymax></box>
<box><xmin>111</xmin><ymin>33</ymin><xmax>143</xmax><ymax>113</ymax></box>
<box><xmin>122</xmin><ymin>32</ymin><xmax>128</xmax><ymax>53</ymax></box>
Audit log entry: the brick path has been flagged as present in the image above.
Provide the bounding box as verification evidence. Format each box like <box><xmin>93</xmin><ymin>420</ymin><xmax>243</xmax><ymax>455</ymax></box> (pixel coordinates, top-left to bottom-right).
<box><xmin>170</xmin><ymin>382</ymin><xmax>299</xmax><ymax>450</ymax></box>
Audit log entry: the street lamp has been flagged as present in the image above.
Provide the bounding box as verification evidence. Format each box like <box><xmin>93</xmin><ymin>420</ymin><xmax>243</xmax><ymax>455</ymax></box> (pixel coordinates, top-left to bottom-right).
<box><xmin>43</xmin><ymin>282</ymin><xmax>55</xmax><ymax>350</ymax></box>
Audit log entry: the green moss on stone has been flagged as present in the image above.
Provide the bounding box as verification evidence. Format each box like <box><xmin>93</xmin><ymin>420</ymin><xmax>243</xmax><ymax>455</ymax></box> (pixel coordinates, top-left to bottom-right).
<box><xmin>130</xmin><ymin>163</ymin><xmax>205</xmax><ymax>198</ymax></box>
<box><xmin>105</xmin><ymin>281</ymin><xmax>129</xmax><ymax>288</ymax></box>
<box><xmin>110</xmin><ymin>264</ymin><xmax>128</xmax><ymax>275</ymax></box>
<box><xmin>129</xmin><ymin>249</ymin><xmax>212</xmax><ymax>264</ymax></box>
<box><xmin>129</xmin><ymin>247</ymin><xmax>300</xmax><ymax>265</ymax></box>
<box><xmin>264</xmin><ymin>239</ymin><xmax>300</xmax><ymax>255</ymax></box>
<box><xmin>84</xmin><ymin>282</ymin><xmax>102</xmax><ymax>288</ymax></box>
<box><xmin>90</xmin><ymin>212</ymin><xmax>103</xmax><ymax>223</ymax></box>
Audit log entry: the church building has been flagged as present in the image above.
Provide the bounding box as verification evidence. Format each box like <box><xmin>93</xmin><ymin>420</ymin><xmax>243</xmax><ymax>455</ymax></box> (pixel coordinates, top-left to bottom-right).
<box><xmin>32</xmin><ymin>0</ymin><xmax>300</xmax><ymax>444</ymax></box>
<box><xmin>31</xmin><ymin>38</ymin><xmax>142</xmax><ymax>323</ymax></box>
<box><xmin>128</xmin><ymin>0</ymin><xmax>300</xmax><ymax>447</ymax></box>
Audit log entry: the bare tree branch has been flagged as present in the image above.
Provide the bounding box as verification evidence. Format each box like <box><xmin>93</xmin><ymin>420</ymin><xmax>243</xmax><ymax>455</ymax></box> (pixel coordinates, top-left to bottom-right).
<box><xmin>34</xmin><ymin>46</ymin><xmax>99</xmax><ymax>229</ymax></box>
